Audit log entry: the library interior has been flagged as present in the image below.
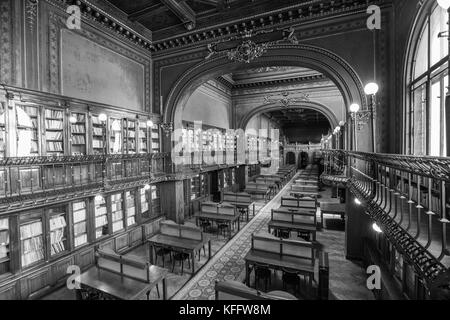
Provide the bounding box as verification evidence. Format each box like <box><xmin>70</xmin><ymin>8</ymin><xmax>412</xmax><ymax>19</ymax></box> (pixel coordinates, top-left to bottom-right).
<box><xmin>0</xmin><ymin>0</ymin><xmax>449</xmax><ymax>301</ymax></box>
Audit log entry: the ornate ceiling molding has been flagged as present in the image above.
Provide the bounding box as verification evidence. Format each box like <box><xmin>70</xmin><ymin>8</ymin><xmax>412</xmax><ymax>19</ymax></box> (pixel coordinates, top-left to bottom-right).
<box><xmin>263</xmin><ymin>91</ymin><xmax>310</xmax><ymax>107</ymax></box>
<box><xmin>151</xmin><ymin>0</ymin><xmax>386</xmax><ymax>53</ymax></box>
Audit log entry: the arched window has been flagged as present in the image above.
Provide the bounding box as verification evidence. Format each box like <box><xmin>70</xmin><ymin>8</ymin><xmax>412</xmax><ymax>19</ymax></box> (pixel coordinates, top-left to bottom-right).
<box><xmin>407</xmin><ymin>3</ymin><xmax>448</xmax><ymax>156</ymax></box>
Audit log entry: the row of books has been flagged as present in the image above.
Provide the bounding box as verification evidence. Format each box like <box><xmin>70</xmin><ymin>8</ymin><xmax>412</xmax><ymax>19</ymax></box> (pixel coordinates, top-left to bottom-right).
<box><xmin>112</xmin><ymin>210</ymin><xmax>123</xmax><ymax>222</ymax></box>
<box><xmin>45</xmin><ymin>109</ymin><xmax>64</xmax><ymax>119</ymax></box>
<box><xmin>71</xmin><ymin>125</ymin><xmax>86</xmax><ymax>134</ymax></box>
<box><xmin>74</xmin><ymin>234</ymin><xmax>88</xmax><ymax>247</ymax></box>
<box><xmin>46</xmin><ymin>131</ymin><xmax>63</xmax><ymax>141</ymax></box>
<box><xmin>73</xmin><ymin>209</ymin><xmax>86</xmax><ymax>224</ymax></box>
<box><xmin>93</xmin><ymin>140</ymin><xmax>104</xmax><ymax>148</ymax></box>
<box><xmin>72</xmin><ymin>135</ymin><xmax>86</xmax><ymax>145</ymax></box>
<box><xmin>112</xmin><ymin>221</ymin><xmax>124</xmax><ymax>233</ymax></box>
<box><xmin>20</xmin><ymin>221</ymin><xmax>43</xmax><ymax>239</ymax></box>
<box><xmin>95</xmin><ymin>215</ymin><xmax>108</xmax><ymax>228</ymax></box>
<box><xmin>74</xmin><ymin>221</ymin><xmax>86</xmax><ymax>235</ymax></box>
<box><xmin>45</xmin><ymin>120</ymin><xmax>64</xmax><ymax>130</ymax></box>
<box><xmin>22</xmin><ymin>249</ymin><xmax>44</xmax><ymax>267</ymax></box>
<box><xmin>49</xmin><ymin>215</ymin><xmax>67</xmax><ymax>231</ymax></box>
<box><xmin>95</xmin><ymin>207</ymin><xmax>107</xmax><ymax>217</ymax></box>
<box><xmin>93</xmin><ymin>127</ymin><xmax>104</xmax><ymax>136</ymax></box>
<box><xmin>21</xmin><ymin>236</ymin><xmax>44</xmax><ymax>254</ymax></box>
<box><xmin>0</xmin><ymin>245</ymin><xmax>9</xmax><ymax>259</ymax></box>
<box><xmin>127</xmin><ymin>216</ymin><xmax>136</xmax><ymax>226</ymax></box>
<box><xmin>73</xmin><ymin>201</ymin><xmax>86</xmax><ymax>211</ymax></box>
<box><xmin>50</xmin><ymin>240</ymin><xmax>66</xmax><ymax>256</ymax></box>
<box><xmin>0</xmin><ymin>230</ymin><xmax>9</xmax><ymax>245</ymax></box>
<box><xmin>47</xmin><ymin>142</ymin><xmax>64</xmax><ymax>152</ymax></box>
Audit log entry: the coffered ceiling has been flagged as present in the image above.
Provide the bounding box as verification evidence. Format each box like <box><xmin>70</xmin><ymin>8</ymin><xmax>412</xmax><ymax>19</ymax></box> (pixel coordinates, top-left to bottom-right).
<box><xmin>264</xmin><ymin>108</ymin><xmax>330</xmax><ymax>129</ymax></box>
<box><xmin>104</xmin><ymin>0</ymin><xmax>312</xmax><ymax>40</ymax></box>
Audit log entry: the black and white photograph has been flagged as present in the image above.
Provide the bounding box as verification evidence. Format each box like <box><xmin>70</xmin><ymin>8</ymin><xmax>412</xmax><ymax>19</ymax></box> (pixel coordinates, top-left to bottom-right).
<box><xmin>0</xmin><ymin>0</ymin><xmax>449</xmax><ymax>308</ymax></box>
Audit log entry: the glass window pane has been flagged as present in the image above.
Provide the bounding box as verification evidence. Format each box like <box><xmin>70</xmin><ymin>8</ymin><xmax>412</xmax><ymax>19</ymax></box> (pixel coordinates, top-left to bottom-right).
<box><xmin>430</xmin><ymin>6</ymin><xmax>448</xmax><ymax>66</ymax></box>
<box><xmin>414</xmin><ymin>23</ymin><xmax>429</xmax><ymax>80</ymax></box>
<box><xmin>430</xmin><ymin>80</ymin><xmax>441</xmax><ymax>156</ymax></box>
<box><xmin>412</xmin><ymin>84</ymin><xmax>427</xmax><ymax>155</ymax></box>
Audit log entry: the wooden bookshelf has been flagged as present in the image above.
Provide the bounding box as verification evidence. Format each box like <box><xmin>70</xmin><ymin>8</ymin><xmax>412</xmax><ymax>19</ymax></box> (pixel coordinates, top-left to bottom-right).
<box><xmin>124</xmin><ymin>119</ymin><xmax>136</xmax><ymax>154</ymax></box>
<box><xmin>150</xmin><ymin>185</ymin><xmax>161</xmax><ymax>219</ymax></box>
<box><xmin>109</xmin><ymin>118</ymin><xmax>123</xmax><ymax>154</ymax></box>
<box><xmin>20</xmin><ymin>218</ymin><xmax>44</xmax><ymax>268</ymax></box>
<box><xmin>44</xmin><ymin>108</ymin><xmax>65</xmax><ymax>156</ymax></box>
<box><xmin>94</xmin><ymin>196</ymin><xmax>108</xmax><ymax>239</ymax></box>
<box><xmin>16</xmin><ymin>105</ymin><xmax>39</xmax><ymax>157</ymax></box>
<box><xmin>72</xmin><ymin>201</ymin><xmax>88</xmax><ymax>248</ymax></box>
<box><xmin>48</xmin><ymin>206</ymin><xmax>68</xmax><ymax>257</ymax></box>
<box><xmin>140</xmin><ymin>187</ymin><xmax>149</xmax><ymax>218</ymax></box>
<box><xmin>0</xmin><ymin>218</ymin><xmax>9</xmax><ymax>274</ymax></box>
<box><xmin>125</xmin><ymin>190</ymin><xmax>136</xmax><ymax>227</ymax></box>
<box><xmin>151</xmin><ymin>126</ymin><xmax>160</xmax><ymax>153</ymax></box>
<box><xmin>0</xmin><ymin>111</ymin><xmax>5</xmax><ymax>159</ymax></box>
<box><xmin>70</xmin><ymin>112</ymin><xmax>87</xmax><ymax>156</ymax></box>
<box><xmin>111</xmin><ymin>192</ymin><xmax>124</xmax><ymax>233</ymax></box>
<box><xmin>92</xmin><ymin>115</ymin><xmax>105</xmax><ymax>155</ymax></box>
<box><xmin>138</xmin><ymin>121</ymin><xmax>149</xmax><ymax>154</ymax></box>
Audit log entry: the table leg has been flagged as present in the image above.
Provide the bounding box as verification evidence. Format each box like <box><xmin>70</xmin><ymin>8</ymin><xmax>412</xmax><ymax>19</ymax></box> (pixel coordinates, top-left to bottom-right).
<box><xmin>208</xmin><ymin>240</ymin><xmax>212</xmax><ymax>260</ymax></box>
<box><xmin>245</xmin><ymin>262</ymin><xmax>250</xmax><ymax>286</ymax></box>
<box><xmin>191</xmin><ymin>251</ymin><xmax>196</xmax><ymax>275</ymax></box>
<box><xmin>237</xmin><ymin>218</ymin><xmax>240</xmax><ymax>232</ymax></box>
<box><xmin>149</xmin><ymin>243</ymin><xmax>154</xmax><ymax>265</ymax></box>
<box><xmin>163</xmin><ymin>278</ymin><xmax>167</xmax><ymax>300</ymax></box>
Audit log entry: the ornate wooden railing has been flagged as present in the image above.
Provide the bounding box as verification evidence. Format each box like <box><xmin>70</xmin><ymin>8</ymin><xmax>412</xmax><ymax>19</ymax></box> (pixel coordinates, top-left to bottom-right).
<box><xmin>0</xmin><ymin>153</ymin><xmax>168</xmax><ymax>213</ymax></box>
<box><xmin>322</xmin><ymin>150</ymin><xmax>450</xmax><ymax>298</ymax></box>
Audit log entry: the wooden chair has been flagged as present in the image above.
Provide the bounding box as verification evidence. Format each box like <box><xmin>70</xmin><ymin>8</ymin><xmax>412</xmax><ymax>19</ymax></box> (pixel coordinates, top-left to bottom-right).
<box><xmin>153</xmin><ymin>244</ymin><xmax>172</xmax><ymax>268</ymax></box>
<box><xmin>254</xmin><ymin>263</ymin><xmax>272</xmax><ymax>292</ymax></box>
<box><xmin>282</xmin><ymin>268</ymin><xmax>301</xmax><ymax>296</ymax></box>
<box><xmin>172</xmin><ymin>249</ymin><xmax>191</xmax><ymax>275</ymax></box>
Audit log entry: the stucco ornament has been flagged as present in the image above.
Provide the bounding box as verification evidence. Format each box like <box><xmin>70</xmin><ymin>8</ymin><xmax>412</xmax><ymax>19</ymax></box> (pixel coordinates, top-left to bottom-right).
<box><xmin>227</xmin><ymin>39</ymin><xmax>269</xmax><ymax>63</ymax></box>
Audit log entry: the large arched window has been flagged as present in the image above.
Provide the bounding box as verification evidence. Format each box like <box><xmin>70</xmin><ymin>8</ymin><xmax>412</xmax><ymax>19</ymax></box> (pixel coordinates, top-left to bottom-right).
<box><xmin>407</xmin><ymin>3</ymin><xmax>448</xmax><ymax>156</ymax></box>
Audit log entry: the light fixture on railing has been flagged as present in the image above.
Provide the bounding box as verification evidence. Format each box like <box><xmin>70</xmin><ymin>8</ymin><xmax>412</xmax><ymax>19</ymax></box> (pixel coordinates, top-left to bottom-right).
<box><xmin>437</xmin><ymin>0</ymin><xmax>450</xmax><ymax>10</ymax></box>
<box><xmin>372</xmin><ymin>222</ymin><xmax>382</xmax><ymax>233</ymax></box>
<box><xmin>354</xmin><ymin>198</ymin><xmax>362</xmax><ymax>205</ymax></box>
<box><xmin>98</xmin><ymin>113</ymin><xmax>107</xmax><ymax>122</ymax></box>
<box><xmin>143</xmin><ymin>184</ymin><xmax>151</xmax><ymax>191</ymax></box>
<box><xmin>364</xmin><ymin>82</ymin><xmax>379</xmax><ymax>96</ymax></box>
<box><xmin>349</xmin><ymin>101</ymin><xmax>372</xmax><ymax>131</ymax></box>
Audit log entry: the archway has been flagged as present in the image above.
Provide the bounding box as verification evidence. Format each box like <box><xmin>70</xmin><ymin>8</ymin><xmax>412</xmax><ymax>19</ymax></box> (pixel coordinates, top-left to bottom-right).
<box><xmin>240</xmin><ymin>102</ymin><xmax>340</xmax><ymax>130</ymax></box>
<box><xmin>164</xmin><ymin>44</ymin><xmax>367</xmax><ymax>129</ymax></box>
<box><xmin>286</xmin><ymin>152</ymin><xmax>296</xmax><ymax>165</ymax></box>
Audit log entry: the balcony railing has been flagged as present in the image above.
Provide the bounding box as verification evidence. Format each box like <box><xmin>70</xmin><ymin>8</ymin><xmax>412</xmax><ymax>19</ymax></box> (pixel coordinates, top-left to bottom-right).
<box><xmin>322</xmin><ymin>150</ymin><xmax>450</xmax><ymax>296</ymax></box>
<box><xmin>0</xmin><ymin>153</ymin><xmax>168</xmax><ymax>213</ymax></box>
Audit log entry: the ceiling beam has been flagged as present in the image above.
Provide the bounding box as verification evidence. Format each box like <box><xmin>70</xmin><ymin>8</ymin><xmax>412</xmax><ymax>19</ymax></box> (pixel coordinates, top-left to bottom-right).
<box><xmin>128</xmin><ymin>3</ymin><xmax>168</xmax><ymax>21</ymax></box>
<box><xmin>160</xmin><ymin>0</ymin><xmax>197</xmax><ymax>30</ymax></box>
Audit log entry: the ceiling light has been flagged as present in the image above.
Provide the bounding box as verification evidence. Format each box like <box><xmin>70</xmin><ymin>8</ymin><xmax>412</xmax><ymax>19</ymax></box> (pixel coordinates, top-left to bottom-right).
<box><xmin>354</xmin><ymin>198</ymin><xmax>362</xmax><ymax>205</ymax></box>
<box><xmin>437</xmin><ymin>0</ymin><xmax>450</xmax><ymax>10</ymax></box>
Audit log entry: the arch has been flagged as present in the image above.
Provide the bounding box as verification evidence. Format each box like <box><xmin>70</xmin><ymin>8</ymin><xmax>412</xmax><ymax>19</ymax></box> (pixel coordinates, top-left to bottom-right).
<box><xmin>286</xmin><ymin>152</ymin><xmax>296</xmax><ymax>165</ymax></box>
<box><xmin>240</xmin><ymin>102</ymin><xmax>337</xmax><ymax>130</ymax></box>
<box><xmin>164</xmin><ymin>44</ymin><xmax>367</xmax><ymax>127</ymax></box>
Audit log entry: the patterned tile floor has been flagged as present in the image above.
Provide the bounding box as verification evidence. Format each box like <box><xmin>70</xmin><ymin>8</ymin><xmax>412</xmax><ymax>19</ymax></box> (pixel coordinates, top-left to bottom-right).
<box><xmin>173</xmin><ymin>176</ymin><xmax>374</xmax><ymax>301</ymax></box>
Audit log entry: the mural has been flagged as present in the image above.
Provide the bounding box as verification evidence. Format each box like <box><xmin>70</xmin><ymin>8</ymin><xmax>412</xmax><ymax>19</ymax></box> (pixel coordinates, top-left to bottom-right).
<box><xmin>61</xmin><ymin>30</ymin><xmax>145</xmax><ymax>110</ymax></box>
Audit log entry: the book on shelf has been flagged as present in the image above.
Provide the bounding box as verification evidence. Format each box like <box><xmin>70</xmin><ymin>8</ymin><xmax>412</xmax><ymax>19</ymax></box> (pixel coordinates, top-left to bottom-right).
<box><xmin>45</xmin><ymin>119</ymin><xmax>63</xmax><ymax>130</ymax></box>
<box><xmin>45</xmin><ymin>109</ymin><xmax>64</xmax><ymax>119</ymax></box>
<box><xmin>95</xmin><ymin>215</ymin><xmax>108</xmax><ymax>228</ymax></box>
<box><xmin>20</xmin><ymin>221</ymin><xmax>43</xmax><ymax>239</ymax></box>
<box><xmin>127</xmin><ymin>217</ymin><xmax>136</xmax><ymax>226</ymax></box>
<box><xmin>73</xmin><ymin>201</ymin><xmax>86</xmax><ymax>211</ymax></box>
<box><xmin>71</xmin><ymin>125</ymin><xmax>86</xmax><ymax>134</ymax></box>
<box><xmin>74</xmin><ymin>234</ymin><xmax>87</xmax><ymax>247</ymax></box>
<box><xmin>22</xmin><ymin>248</ymin><xmax>44</xmax><ymax>267</ymax></box>
<box><xmin>0</xmin><ymin>230</ymin><xmax>9</xmax><ymax>245</ymax></box>
<box><xmin>49</xmin><ymin>215</ymin><xmax>67</xmax><ymax>231</ymax></box>
<box><xmin>95</xmin><ymin>206</ymin><xmax>107</xmax><ymax>216</ymax></box>
<box><xmin>22</xmin><ymin>236</ymin><xmax>44</xmax><ymax>253</ymax></box>
<box><xmin>74</xmin><ymin>221</ymin><xmax>86</xmax><ymax>235</ymax></box>
<box><xmin>112</xmin><ymin>210</ymin><xmax>123</xmax><ymax>222</ymax></box>
<box><xmin>46</xmin><ymin>131</ymin><xmax>63</xmax><ymax>141</ymax></box>
<box><xmin>95</xmin><ymin>229</ymin><xmax>104</xmax><ymax>239</ymax></box>
<box><xmin>112</xmin><ymin>221</ymin><xmax>124</xmax><ymax>233</ymax></box>
<box><xmin>127</xmin><ymin>207</ymin><xmax>135</xmax><ymax>216</ymax></box>
<box><xmin>93</xmin><ymin>127</ymin><xmax>104</xmax><ymax>136</ymax></box>
<box><xmin>47</xmin><ymin>141</ymin><xmax>63</xmax><ymax>152</ymax></box>
<box><xmin>93</xmin><ymin>140</ymin><xmax>104</xmax><ymax>149</ymax></box>
<box><xmin>73</xmin><ymin>209</ymin><xmax>86</xmax><ymax>224</ymax></box>
<box><xmin>72</xmin><ymin>135</ymin><xmax>86</xmax><ymax>145</ymax></box>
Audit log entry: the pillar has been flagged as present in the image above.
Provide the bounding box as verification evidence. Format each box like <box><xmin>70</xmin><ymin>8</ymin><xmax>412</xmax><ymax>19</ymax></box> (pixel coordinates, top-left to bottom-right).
<box><xmin>160</xmin><ymin>180</ymin><xmax>185</xmax><ymax>224</ymax></box>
